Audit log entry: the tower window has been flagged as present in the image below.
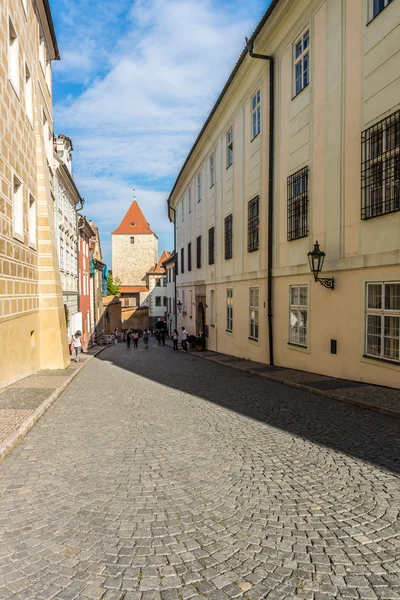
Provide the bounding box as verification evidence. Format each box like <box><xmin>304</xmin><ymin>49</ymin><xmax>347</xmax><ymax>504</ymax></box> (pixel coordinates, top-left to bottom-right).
<box><xmin>130</xmin><ymin>237</ymin><xmax>134</xmax><ymax>244</ymax></box>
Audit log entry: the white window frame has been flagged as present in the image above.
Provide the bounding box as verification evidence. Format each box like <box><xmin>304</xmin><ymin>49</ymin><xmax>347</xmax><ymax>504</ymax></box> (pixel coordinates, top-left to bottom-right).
<box><xmin>251</xmin><ymin>89</ymin><xmax>261</xmax><ymax>140</ymax></box>
<box><xmin>249</xmin><ymin>287</ymin><xmax>259</xmax><ymax>340</ymax></box>
<box><xmin>181</xmin><ymin>197</ymin><xmax>184</xmax><ymax>222</ymax></box>
<box><xmin>13</xmin><ymin>175</ymin><xmax>24</xmax><ymax>240</ymax></box>
<box><xmin>226</xmin><ymin>127</ymin><xmax>233</xmax><ymax>167</ymax></box>
<box><xmin>45</xmin><ymin>60</ymin><xmax>52</xmax><ymax>95</ymax></box>
<box><xmin>197</xmin><ymin>173</ymin><xmax>202</xmax><ymax>202</ymax></box>
<box><xmin>42</xmin><ymin>112</ymin><xmax>52</xmax><ymax>166</ymax></box>
<box><xmin>293</xmin><ymin>29</ymin><xmax>310</xmax><ymax>97</ymax></box>
<box><xmin>210</xmin><ymin>153</ymin><xmax>215</xmax><ymax>187</ymax></box>
<box><xmin>39</xmin><ymin>32</ymin><xmax>46</xmax><ymax>73</ymax></box>
<box><xmin>210</xmin><ymin>290</ymin><xmax>215</xmax><ymax>326</ymax></box>
<box><xmin>28</xmin><ymin>195</ymin><xmax>36</xmax><ymax>248</ymax></box>
<box><xmin>289</xmin><ymin>285</ymin><xmax>308</xmax><ymax>347</ymax></box>
<box><xmin>25</xmin><ymin>62</ymin><xmax>33</xmax><ymax>124</ymax></box>
<box><xmin>369</xmin><ymin>0</ymin><xmax>392</xmax><ymax>20</ymax></box>
<box><xmin>188</xmin><ymin>186</ymin><xmax>192</xmax><ymax>213</ymax></box>
<box><xmin>365</xmin><ymin>282</ymin><xmax>400</xmax><ymax>363</ymax></box>
<box><xmin>8</xmin><ymin>18</ymin><xmax>20</xmax><ymax>96</ymax></box>
<box><xmin>226</xmin><ymin>288</ymin><xmax>233</xmax><ymax>332</ymax></box>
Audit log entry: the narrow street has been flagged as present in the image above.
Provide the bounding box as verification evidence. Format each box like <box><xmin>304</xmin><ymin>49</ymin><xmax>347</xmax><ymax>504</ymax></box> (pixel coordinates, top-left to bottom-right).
<box><xmin>0</xmin><ymin>341</ymin><xmax>399</xmax><ymax>600</ymax></box>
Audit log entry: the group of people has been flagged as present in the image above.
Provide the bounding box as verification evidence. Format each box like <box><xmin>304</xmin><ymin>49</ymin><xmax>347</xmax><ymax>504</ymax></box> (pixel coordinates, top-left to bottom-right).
<box><xmin>172</xmin><ymin>327</ymin><xmax>188</xmax><ymax>352</ymax></box>
<box><xmin>124</xmin><ymin>327</ymin><xmax>188</xmax><ymax>352</ymax></box>
<box><xmin>125</xmin><ymin>329</ymin><xmax>140</xmax><ymax>349</ymax></box>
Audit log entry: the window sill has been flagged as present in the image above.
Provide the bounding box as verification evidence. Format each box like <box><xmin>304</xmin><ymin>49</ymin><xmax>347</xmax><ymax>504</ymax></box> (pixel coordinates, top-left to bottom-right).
<box><xmin>210</xmin><ymin>324</ymin><xmax>215</xmax><ymax>328</ymax></box>
<box><xmin>251</xmin><ymin>132</ymin><xmax>260</xmax><ymax>142</ymax></box>
<box><xmin>292</xmin><ymin>82</ymin><xmax>309</xmax><ymax>101</ymax></box>
<box><xmin>226</xmin><ymin>329</ymin><xmax>233</xmax><ymax>334</ymax></box>
<box><xmin>248</xmin><ymin>247</ymin><xmax>259</xmax><ymax>253</ymax></box>
<box><xmin>362</xmin><ymin>354</ymin><xmax>400</xmax><ymax>367</ymax></box>
<box><xmin>287</xmin><ymin>342</ymin><xmax>308</xmax><ymax>352</ymax></box>
<box><xmin>225</xmin><ymin>256</ymin><xmax>233</xmax><ymax>261</ymax></box>
<box><xmin>287</xmin><ymin>232</ymin><xmax>309</xmax><ymax>242</ymax></box>
<box><xmin>13</xmin><ymin>232</ymin><xmax>24</xmax><ymax>244</ymax></box>
<box><xmin>8</xmin><ymin>77</ymin><xmax>20</xmax><ymax>100</ymax></box>
<box><xmin>248</xmin><ymin>336</ymin><xmax>259</xmax><ymax>343</ymax></box>
<box><xmin>226</xmin><ymin>163</ymin><xmax>233</xmax><ymax>170</ymax></box>
<box><xmin>210</xmin><ymin>184</ymin><xmax>216</xmax><ymax>189</ymax></box>
<box><xmin>367</xmin><ymin>3</ymin><xmax>392</xmax><ymax>25</ymax></box>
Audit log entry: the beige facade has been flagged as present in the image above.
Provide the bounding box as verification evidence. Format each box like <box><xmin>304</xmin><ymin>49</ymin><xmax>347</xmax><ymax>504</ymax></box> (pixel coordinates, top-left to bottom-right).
<box><xmin>0</xmin><ymin>0</ymin><xmax>69</xmax><ymax>388</ymax></box>
<box><xmin>169</xmin><ymin>0</ymin><xmax>400</xmax><ymax>388</ymax></box>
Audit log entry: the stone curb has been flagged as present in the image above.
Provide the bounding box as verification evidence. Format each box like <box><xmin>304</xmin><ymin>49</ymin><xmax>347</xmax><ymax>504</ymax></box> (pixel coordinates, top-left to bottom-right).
<box><xmin>181</xmin><ymin>347</ymin><xmax>400</xmax><ymax>421</ymax></box>
<box><xmin>0</xmin><ymin>345</ymin><xmax>110</xmax><ymax>464</ymax></box>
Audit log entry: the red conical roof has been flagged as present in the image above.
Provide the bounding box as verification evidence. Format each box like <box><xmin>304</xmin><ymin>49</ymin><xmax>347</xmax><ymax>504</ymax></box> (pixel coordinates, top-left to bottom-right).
<box><xmin>112</xmin><ymin>200</ymin><xmax>154</xmax><ymax>235</ymax></box>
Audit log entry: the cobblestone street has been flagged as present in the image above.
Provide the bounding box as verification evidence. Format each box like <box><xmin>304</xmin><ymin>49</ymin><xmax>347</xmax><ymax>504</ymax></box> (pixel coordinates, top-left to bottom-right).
<box><xmin>0</xmin><ymin>341</ymin><xmax>399</xmax><ymax>600</ymax></box>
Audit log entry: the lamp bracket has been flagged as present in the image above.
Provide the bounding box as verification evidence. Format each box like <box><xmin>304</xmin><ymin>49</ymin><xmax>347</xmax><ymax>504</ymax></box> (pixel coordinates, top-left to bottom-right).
<box><xmin>316</xmin><ymin>277</ymin><xmax>335</xmax><ymax>290</ymax></box>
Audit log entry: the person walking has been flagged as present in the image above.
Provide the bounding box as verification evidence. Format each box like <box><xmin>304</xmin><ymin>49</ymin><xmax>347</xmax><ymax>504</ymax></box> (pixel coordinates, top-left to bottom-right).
<box><xmin>126</xmin><ymin>330</ymin><xmax>131</xmax><ymax>349</ymax></box>
<box><xmin>157</xmin><ymin>330</ymin><xmax>161</xmax><ymax>346</ymax></box>
<box><xmin>133</xmin><ymin>330</ymin><xmax>139</xmax><ymax>348</ymax></box>
<box><xmin>161</xmin><ymin>328</ymin><xmax>166</xmax><ymax>347</ymax></box>
<box><xmin>143</xmin><ymin>329</ymin><xmax>149</xmax><ymax>350</ymax></box>
<box><xmin>181</xmin><ymin>327</ymin><xmax>188</xmax><ymax>353</ymax></box>
<box><xmin>71</xmin><ymin>330</ymin><xmax>82</xmax><ymax>362</ymax></box>
<box><xmin>172</xmin><ymin>329</ymin><xmax>179</xmax><ymax>352</ymax></box>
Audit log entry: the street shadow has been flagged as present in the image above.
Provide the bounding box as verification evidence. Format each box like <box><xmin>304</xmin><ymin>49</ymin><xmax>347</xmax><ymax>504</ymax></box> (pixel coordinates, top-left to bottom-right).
<box><xmin>94</xmin><ymin>343</ymin><xmax>400</xmax><ymax>475</ymax></box>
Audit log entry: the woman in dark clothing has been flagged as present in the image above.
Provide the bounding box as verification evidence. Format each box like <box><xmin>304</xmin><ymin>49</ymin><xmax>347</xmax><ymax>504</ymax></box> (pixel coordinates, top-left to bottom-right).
<box><xmin>161</xmin><ymin>329</ymin><xmax>166</xmax><ymax>347</ymax></box>
<box><xmin>126</xmin><ymin>330</ymin><xmax>131</xmax><ymax>349</ymax></box>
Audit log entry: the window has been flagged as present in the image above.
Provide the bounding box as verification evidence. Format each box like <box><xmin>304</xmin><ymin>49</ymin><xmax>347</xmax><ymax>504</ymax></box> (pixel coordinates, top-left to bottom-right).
<box><xmin>130</xmin><ymin>236</ymin><xmax>134</xmax><ymax>244</ymax></box>
<box><xmin>22</xmin><ymin>0</ymin><xmax>28</xmax><ymax>14</ymax></box>
<box><xmin>188</xmin><ymin>186</ymin><xmax>192</xmax><ymax>213</ymax></box>
<box><xmin>42</xmin><ymin>113</ymin><xmax>52</xmax><ymax>165</ymax></box>
<box><xmin>28</xmin><ymin>195</ymin><xmax>36</xmax><ymax>247</ymax></box>
<box><xmin>248</xmin><ymin>196</ymin><xmax>259</xmax><ymax>252</ymax></box>
<box><xmin>251</xmin><ymin>90</ymin><xmax>261</xmax><ymax>139</ymax></box>
<box><xmin>168</xmin><ymin>268</ymin><xmax>171</xmax><ymax>283</ymax></box>
<box><xmin>208</xmin><ymin>227</ymin><xmax>215</xmax><ymax>265</ymax></box>
<box><xmin>210</xmin><ymin>290</ymin><xmax>215</xmax><ymax>326</ymax></box>
<box><xmin>294</xmin><ymin>29</ymin><xmax>309</xmax><ymax>96</ymax></box>
<box><xmin>226</xmin><ymin>127</ymin><xmax>233</xmax><ymax>167</ymax></box>
<box><xmin>287</xmin><ymin>167</ymin><xmax>309</xmax><ymax>240</ymax></box>
<box><xmin>361</xmin><ymin>110</ymin><xmax>399</xmax><ymax>219</ymax></box>
<box><xmin>163</xmin><ymin>277</ymin><xmax>167</xmax><ymax>287</ymax></box>
<box><xmin>188</xmin><ymin>242</ymin><xmax>192</xmax><ymax>272</ymax></box>
<box><xmin>226</xmin><ymin>289</ymin><xmax>233</xmax><ymax>332</ymax></box>
<box><xmin>249</xmin><ymin>288</ymin><xmax>259</xmax><ymax>340</ymax></box>
<box><xmin>210</xmin><ymin>153</ymin><xmax>215</xmax><ymax>187</ymax></box>
<box><xmin>197</xmin><ymin>173</ymin><xmax>202</xmax><ymax>202</ymax></box>
<box><xmin>168</xmin><ymin>298</ymin><xmax>171</xmax><ymax>313</ymax></box>
<box><xmin>9</xmin><ymin>18</ymin><xmax>19</xmax><ymax>95</ymax></box>
<box><xmin>366</xmin><ymin>282</ymin><xmax>400</xmax><ymax>362</ymax></box>
<box><xmin>46</xmin><ymin>60</ymin><xmax>52</xmax><ymax>94</ymax></box>
<box><xmin>25</xmin><ymin>63</ymin><xmax>33</xmax><ymax>123</ymax></box>
<box><xmin>13</xmin><ymin>176</ymin><xmax>23</xmax><ymax>239</ymax></box>
<box><xmin>39</xmin><ymin>34</ymin><xmax>46</xmax><ymax>73</ymax></box>
<box><xmin>289</xmin><ymin>286</ymin><xmax>308</xmax><ymax>347</ymax></box>
<box><xmin>196</xmin><ymin>236</ymin><xmax>201</xmax><ymax>269</ymax></box>
<box><xmin>156</xmin><ymin>279</ymin><xmax>161</xmax><ymax>287</ymax></box>
<box><xmin>370</xmin><ymin>0</ymin><xmax>393</xmax><ymax>20</ymax></box>
<box><xmin>181</xmin><ymin>248</ymin><xmax>184</xmax><ymax>273</ymax></box>
<box><xmin>224</xmin><ymin>214</ymin><xmax>233</xmax><ymax>260</ymax></box>
<box><xmin>59</xmin><ymin>237</ymin><xmax>64</xmax><ymax>269</ymax></box>
<box><xmin>163</xmin><ymin>296</ymin><xmax>168</xmax><ymax>307</ymax></box>
<box><xmin>181</xmin><ymin>197</ymin><xmax>184</xmax><ymax>221</ymax></box>
<box><xmin>155</xmin><ymin>296</ymin><xmax>161</xmax><ymax>307</ymax></box>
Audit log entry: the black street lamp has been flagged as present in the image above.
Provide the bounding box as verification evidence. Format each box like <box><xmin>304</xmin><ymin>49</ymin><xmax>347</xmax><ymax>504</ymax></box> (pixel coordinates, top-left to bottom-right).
<box><xmin>307</xmin><ymin>241</ymin><xmax>335</xmax><ymax>290</ymax></box>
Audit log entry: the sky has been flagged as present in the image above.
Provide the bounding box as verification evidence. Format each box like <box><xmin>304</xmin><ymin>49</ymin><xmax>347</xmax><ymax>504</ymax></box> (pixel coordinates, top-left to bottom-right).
<box><xmin>51</xmin><ymin>0</ymin><xmax>269</xmax><ymax>268</ymax></box>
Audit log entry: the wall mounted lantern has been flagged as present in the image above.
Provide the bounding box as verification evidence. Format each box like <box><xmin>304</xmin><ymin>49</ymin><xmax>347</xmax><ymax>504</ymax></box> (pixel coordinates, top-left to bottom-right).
<box><xmin>307</xmin><ymin>241</ymin><xmax>335</xmax><ymax>290</ymax></box>
<box><xmin>177</xmin><ymin>300</ymin><xmax>183</xmax><ymax>313</ymax></box>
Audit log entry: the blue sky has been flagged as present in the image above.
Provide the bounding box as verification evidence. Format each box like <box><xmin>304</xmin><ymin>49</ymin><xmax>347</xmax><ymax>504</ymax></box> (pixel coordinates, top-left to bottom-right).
<box><xmin>51</xmin><ymin>0</ymin><xmax>269</xmax><ymax>267</ymax></box>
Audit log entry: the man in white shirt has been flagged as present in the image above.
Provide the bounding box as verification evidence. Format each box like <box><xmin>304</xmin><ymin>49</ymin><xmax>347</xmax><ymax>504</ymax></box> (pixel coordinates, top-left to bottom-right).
<box><xmin>181</xmin><ymin>327</ymin><xmax>188</xmax><ymax>353</ymax></box>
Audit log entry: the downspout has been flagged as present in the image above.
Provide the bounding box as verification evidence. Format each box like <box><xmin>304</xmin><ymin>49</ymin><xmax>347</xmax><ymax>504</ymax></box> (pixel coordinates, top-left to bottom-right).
<box><xmin>167</xmin><ymin>200</ymin><xmax>177</xmax><ymax>332</ymax></box>
<box><xmin>246</xmin><ymin>40</ymin><xmax>275</xmax><ymax>366</ymax></box>
<box><xmin>76</xmin><ymin>198</ymin><xmax>85</xmax><ymax>313</ymax></box>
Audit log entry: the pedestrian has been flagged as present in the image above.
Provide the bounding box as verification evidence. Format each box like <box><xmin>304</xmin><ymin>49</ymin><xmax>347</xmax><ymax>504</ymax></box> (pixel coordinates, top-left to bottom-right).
<box><xmin>133</xmin><ymin>330</ymin><xmax>139</xmax><ymax>348</ymax></box>
<box><xmin>161</xmin><ymin>328</ymin><xmax>166</xmax><ymax>347</ymax></box>
<box><xmin>126</xmin><ymin>330</ymin><xmax>131</xmax><ymax>349</ymax></box>
<box><xmin>157</xmin><ymin>329</ymin><xmax>161</xmax><ymax>346</ymax></box>
<box><xmin>172</xmin><ymin>329</ymin><xmax>179</xmax><ymax>352</ymax></box>
<box><xmin>71</xmin><ymin>330</ymin><xmax>82</xmax><ymax>362</ymax></box>
<box><xmin>143</xmin><ymin>329</ymin><xmax>149</xmax><ymax>350</ymax></box>
<box><xmin>181</xmin><ymin>327</ymin><xmax>188</xmax><ymax>352</ymax></box>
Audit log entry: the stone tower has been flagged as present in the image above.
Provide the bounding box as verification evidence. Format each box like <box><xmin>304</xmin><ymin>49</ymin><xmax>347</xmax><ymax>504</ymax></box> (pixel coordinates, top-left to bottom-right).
<box><xmin>112</xmin><ymin>201</ymin><xmax>158</xmax><ymax>286</ymax></box>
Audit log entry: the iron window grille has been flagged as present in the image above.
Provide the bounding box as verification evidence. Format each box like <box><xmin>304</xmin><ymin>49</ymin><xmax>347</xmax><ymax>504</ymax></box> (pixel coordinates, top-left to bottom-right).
<box><xmin>208</xmin><ymin>227</ymin><xmax>215</xmax><ymax>265</ymax></box>
<box><xmin>196</xmin><ymin>236</ymin><xmax>201</xmax><ymax>269</ymax></box>
<box><xmin>361</xmin><ymin>110</ymin><xmax>399</xmax><ymax>220</ymax></box>
<box><xmin>287</xmin><ymin>167</ymin><xmax>309</xmax><ymax>240</ymax></box>
<box><xmin>225</xmin><ymin>214</ymin><xmax>233</xmax><ymax>259</ymax></box>
<box><xmin>248</xmin><ymin>196</ymin><xmax>259</xmax><ymax>252</ymax></box>
<box><xmin>180</xmin><ymin>248</ymin><xmax>184</xmax><ymax>274</ymax></box>
<box><xmin>365</xmin><ymin>282</ymin><xmax>400</xmax><ymax>363</ymax></box>
<box><xmin>188</xmin><ymin>242</ymin><xmax>192</xmax><ymax>272</ymax></box>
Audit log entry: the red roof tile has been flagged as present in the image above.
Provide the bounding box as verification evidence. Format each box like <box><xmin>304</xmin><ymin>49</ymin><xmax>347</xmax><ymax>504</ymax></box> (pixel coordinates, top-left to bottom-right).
<box><xmin>112</xmin><ymin>201</ymin><xmax>154</xmax><ymax>235</ymax></box>
<box><xmin>120</xmin><ymin>286</ymin><xmax>149</xmax><ymax>293</ymax></box>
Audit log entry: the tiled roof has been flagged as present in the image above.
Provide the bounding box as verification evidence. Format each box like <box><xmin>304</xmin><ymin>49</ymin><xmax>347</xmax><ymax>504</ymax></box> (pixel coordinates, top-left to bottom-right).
<box><xmin>147</xmin><ymin>250</ymin><xmax>170</xmax><ymax>274</ymax></box>
<box><xmin>112</xmin><ymin>201</ymin><xmax>154</xmax><ymax>235</ymax></box>
<box><xmin>120</xmin><ymin>286</ymin><xmax>149</xmax><ymax>293</ymax></box>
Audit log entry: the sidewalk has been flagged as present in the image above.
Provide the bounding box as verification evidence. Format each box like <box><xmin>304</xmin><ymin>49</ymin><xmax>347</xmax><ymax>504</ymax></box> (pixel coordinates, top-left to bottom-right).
<box><xmin>169</xmin><ymin>343</ymin><xmax>400</xmax><ymax>419</ymax></box>
<box><xmin>0</xmin><ymin>345</ymin><xmax>108</xmax><ymax>463</ymax></box>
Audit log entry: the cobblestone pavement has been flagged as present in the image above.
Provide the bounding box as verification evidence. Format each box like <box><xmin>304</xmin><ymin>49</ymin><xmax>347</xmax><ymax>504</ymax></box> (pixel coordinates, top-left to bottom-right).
<box><xmin>0</xmin><ymin>340</ymin><xmax>399</xmax><ymax>600</ymax></box>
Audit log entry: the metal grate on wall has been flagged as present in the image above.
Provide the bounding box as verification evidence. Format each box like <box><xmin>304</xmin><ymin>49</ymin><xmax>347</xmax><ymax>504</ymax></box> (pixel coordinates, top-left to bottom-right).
<box><xmin>248</xmin><ymin>196</ymin><xmax>259</xmax><ymax>252</ymax></box>
<box><xmin>224</xmin><ymin>214</ymin><xmax>233</xmax><ymax>259</ymax></box>
<box><xmin>287</xmin><ymin>166</ymin><xmax>309</xmax><ymax>241</ymax></box>
<box><xmin>361</xmin><ymin>110</ymin><xmax>400</xmax><ymax>220</ymax></box>
<box><xmin>208</xmin><ymin>227</ymin><xmax>215</xmax><ymax>265</ymax></box>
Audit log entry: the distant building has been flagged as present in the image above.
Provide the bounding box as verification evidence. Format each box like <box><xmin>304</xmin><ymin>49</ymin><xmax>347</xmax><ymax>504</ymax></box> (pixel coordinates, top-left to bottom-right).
<box><xmin>88</xmin><ymin>222</ymin><xmax>106</xmax><ymax>341</ymax></box>
<box><xmin>78</xmin><ymin>216</ymin><xmax>95</xmax><ymax>350</ymax></box>
<box><xmin>162</xmin><ymin>252</ymin><xmax>176</xmax><ymax>335</ymax></box>
<box><xmin>146</xmin><ymin>251</ymin><xmax>171</xmax><ymax>331</ymax></box>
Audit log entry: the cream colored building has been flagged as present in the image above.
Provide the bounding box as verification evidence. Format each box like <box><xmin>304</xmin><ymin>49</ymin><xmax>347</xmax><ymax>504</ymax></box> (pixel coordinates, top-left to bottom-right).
<box><xmin>0</xmin><ymin>0</ymin><xmax>70</xmax><ymax>388</ymax></box>
<box><xmin>168</xmin><ymin>0</ymin><xmax>400</xmax><ymax>388</ymax></box>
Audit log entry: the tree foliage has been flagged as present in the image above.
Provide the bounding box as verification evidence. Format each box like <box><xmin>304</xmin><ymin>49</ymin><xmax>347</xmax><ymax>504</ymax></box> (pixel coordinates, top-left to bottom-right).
<box><xmin>107</xmin><ymin>273</ymin><xmax>121</xmax><ymax>296</ymax></box>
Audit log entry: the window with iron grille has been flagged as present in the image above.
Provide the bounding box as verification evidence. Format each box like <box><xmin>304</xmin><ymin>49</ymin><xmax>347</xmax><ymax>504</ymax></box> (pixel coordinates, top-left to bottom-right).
<box><xmin>361</xmin><ymin>110</ymin><xmax>399</xmax><ymax>220</ymax></box>
<box><xmin>248</xmin><ymin>196</ymin><xmax>259</xmax><ymax>252</ymax></box>
<box><xmin>208</xmin><ymin>227</ymin><xmax>215</xmax><ymax>265</ymax></box>
<box><xmin>188</xmin><ymin>242</ymin><xmax>192</xmax><ymax>271</ymax></box>
<box><xmin>180</xmin><ymin>248</ymin><xmax>184</xmax><ymax>273</ymax></box>
<box><xmin>365</xmin><ymin>282</ymin><xmax>400</xmax><ymax>363</ymax></box>
<box><xmin>226</xmin><ymin>289</ymin><xmax>233</xmax><ymax>332</ymax></box>
<box><xmin>224</xmin><ymin>214</ymin><xmax>233</xmax><ymax>259</ymax></box>
<box><xmin>196</xmin><ymin>236</ymin><xmax>201</xmax><ymax>268</ymax></box>
<box><xmin>287</xmin><ymin>167</ymin><xmax>309</xmax><ymax>240</ymax></box>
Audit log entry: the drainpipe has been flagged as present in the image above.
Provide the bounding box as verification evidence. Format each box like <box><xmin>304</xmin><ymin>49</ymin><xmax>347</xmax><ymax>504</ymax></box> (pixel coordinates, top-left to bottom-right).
<box><xmin>167</xmin><ymin>201</ymin><xmax>177</xmax><ymax>332</ymax></box>
<box><xmin>246</xmin><ymin>39</ymin><xmax>275</xmax><ymax>366</ymax></box>
<box><xmin>75</xmin><ymin>199</ymin><xmax>85</xmax><ymax>313</ymax></box>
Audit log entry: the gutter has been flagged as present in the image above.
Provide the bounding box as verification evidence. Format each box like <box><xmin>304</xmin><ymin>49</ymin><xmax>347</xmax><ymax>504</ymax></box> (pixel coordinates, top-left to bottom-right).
<box><xmin>42</xmin><ymin>0</ymin><xmax>60</xmax><ymax>60</ymax></box>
